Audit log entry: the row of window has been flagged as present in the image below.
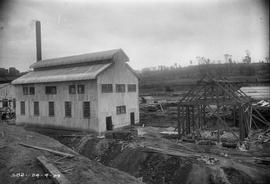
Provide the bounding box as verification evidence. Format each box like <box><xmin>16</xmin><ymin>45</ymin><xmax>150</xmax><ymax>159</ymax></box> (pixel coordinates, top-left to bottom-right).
<box><xmin>102</xmin><ymin>84</ymin><xmax>136</xmax><ymax>93</ymax></box>
<box><xmin>23</xmin><ymin>85</ymin><xmax>85</xmax><ymax>95</ymax></box>
<box><xmin>20</xmin><ymin>101</ymin><xmax>91</xmax><ymax>118</ymax></box>
<box><xmin>20</xmin><ymin>101</ymin><xmax>126</xmax><ymax>117</ymax></box>
<box><xmin>23</xmin><ymin>87</ymin><xmax>35</xmax><ymax>95</ymax></box>
<box><xmin>23</xmin><ymin>84</ymin><xmax>136</xmax><ymax>95</ymax></box>
<box><xmin>69</xmin><ymin>85</ymin><xmax>85</xmax><ymax>94</ymax></box>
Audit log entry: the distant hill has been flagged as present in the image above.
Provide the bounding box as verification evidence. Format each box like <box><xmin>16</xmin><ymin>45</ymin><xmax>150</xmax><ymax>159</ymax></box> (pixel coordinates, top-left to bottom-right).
<box><xmin>138</xmin><ymin>63</ymin><xmax>270</xmax><ymax>94</ymax></box>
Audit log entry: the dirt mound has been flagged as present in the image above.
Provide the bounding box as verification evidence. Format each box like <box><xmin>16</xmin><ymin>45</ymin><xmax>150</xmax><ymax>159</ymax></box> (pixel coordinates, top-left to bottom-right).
<box><xmin>27</xmin><ymin>125</ymin><xmax>270</xmax><ymax>184</ymax></box>
<box><xmin>222</xmin><ymin>167</ymin><xmax>254</xmax><ymax>184</ymax></box>
<box><xmin>0</xmin><ymin>124</ymin><xmax>142</xmax><ymax>184</ymax></box>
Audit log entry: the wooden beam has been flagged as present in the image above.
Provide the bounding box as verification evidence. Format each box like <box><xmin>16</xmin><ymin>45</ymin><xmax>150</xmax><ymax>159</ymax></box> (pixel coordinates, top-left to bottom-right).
<box><xmin>37</xmin><ymin>155</ymin><xmax>71</xmax><ymax>184</ymax></box>
<box><xmin>177</xmin><ymin>103</ymin><xmax>181</xmax><ymax>139</ymax></box>
<box><xmin>206</xmin><ymin>105</ymin><xmax>239</xmax><ymax>141</ymax></box>
<box><xmin>19</xmin><ymin>143</ymin><xmax>75</xmax><ymax>158</ymax></box>
<box><xmin>254</xmin><ymin>108</ymin><xmax>268</xmax><ymax>123</ymax></box>
<box><xmin>252</xmin><ymin>114</ymin><xmax>270</xmax><ymax>126</ymax></box>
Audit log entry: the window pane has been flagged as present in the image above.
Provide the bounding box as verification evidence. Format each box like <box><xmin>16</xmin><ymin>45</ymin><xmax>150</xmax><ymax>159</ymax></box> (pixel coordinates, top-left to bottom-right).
<box><xmin>46</xmin><ymin>86</ymin><xmax>57</xmax><ymax>94</ymax></box>
<box><xmin>29</xmin><ymin>87</ymin><xmax>35</xmax><ymax>95</ymax></box>
<box><xmin>34</xmin><ymin>101</ymin><xmax>39</xmax><ymax>116</ymax></box>
<box><xmin>49</xmin><ymin>102</ymin><xmax>54</xmax><ymax>116</ymax></box>
<box><xmin>2</xmin><ymin>100</ymin><xmax>8</xmax><ymax>107</ymax></box>
<box><xmin>23</xmin><ymin>87</ymin><xmax>28</xmax><ymax>95</ymax></box>
<box><xmin>13</xmin><ymin>99</ymin><xmax>16</xmax><ymax>109</ymax></box>
<box><xmin>83</xmin><ymin>101</ymin><xmax>90</xmax><ymax>118</ymax></box>
<box><xmin>101</xmin><ymin>84</ymin><xmax>113</xmax><ymax>93</ymax></box>
<box><xmin>65</xmin><ymin>101</ymin><xmax>72</xmax><ymax>117</ymax></box>
<box><xmin>69</xmin><ymin>85</ymin><xmax>76</xmax><ymax>94</ymax></box>
<box><xmin>116</xmin><ymin>106</ymin><xmax>121</xmax><ymax>114</ymax></box>
<box><xmin>78</xmin><ymin>85</ymin><xmax>85</xmax><ymax>94</ymax></box>
<box><xmin>20</xmin><ymin>101</ymin><xmax>25</xmax><ymax>115</ymax></box>
<box><xmin>116</xmin><ymin>105</ymin><xmax>126</xmax><ymax>114</ymax></box>
<box><xmin>128</xmin><ymin>84</ymin><xmax>136</xmax><ymax>92</ymax></box>
<box><xmin>116</xmin><ymin>84</ymin><xmax>125</xmax><ymax>92</ymax></box>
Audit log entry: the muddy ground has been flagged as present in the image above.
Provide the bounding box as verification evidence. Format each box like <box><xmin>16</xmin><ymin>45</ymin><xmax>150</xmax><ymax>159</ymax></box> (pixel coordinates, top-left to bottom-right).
<box><xmin>2</xmin><ymin>102</ymin><xmax>270</xmax><ymax>184</ymax></box>
<box><xmin>0</xmin><ymin>123</ymin><xmax>142</xmax><ymax>184</ymax></box>
<box><xmin>26</xmin><ymin>124</ymin><xmax>270</xmax><ymax>184</ymax></box>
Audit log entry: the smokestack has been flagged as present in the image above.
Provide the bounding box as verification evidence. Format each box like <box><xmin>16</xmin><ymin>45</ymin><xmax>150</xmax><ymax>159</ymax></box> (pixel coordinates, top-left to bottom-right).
<box><xmin>35</xmin><ymin>21</ymin><xmax>42</xmax><ymax>61</ymax></box>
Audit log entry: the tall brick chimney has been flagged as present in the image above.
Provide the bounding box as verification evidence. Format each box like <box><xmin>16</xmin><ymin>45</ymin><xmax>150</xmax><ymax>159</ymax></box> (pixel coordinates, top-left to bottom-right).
<box><xmin>35</xmin><ymin>21</ymin><xmax>42</xmax><ymax>61</ymax></box>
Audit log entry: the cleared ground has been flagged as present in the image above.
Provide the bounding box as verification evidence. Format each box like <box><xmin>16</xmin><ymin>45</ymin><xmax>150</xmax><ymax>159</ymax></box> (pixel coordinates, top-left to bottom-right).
<box><xmin>26</xmin><ymin>124</ymin><xmax>270</xmax><ymax>184</ymax></box>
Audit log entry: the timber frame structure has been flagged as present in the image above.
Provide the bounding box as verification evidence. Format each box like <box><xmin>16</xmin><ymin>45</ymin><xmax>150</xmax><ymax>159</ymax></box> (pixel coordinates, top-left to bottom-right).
<box><xmin>177</xmin><ymin>75</ymin><xmax>269</xmax><ymax>142</ymax></box>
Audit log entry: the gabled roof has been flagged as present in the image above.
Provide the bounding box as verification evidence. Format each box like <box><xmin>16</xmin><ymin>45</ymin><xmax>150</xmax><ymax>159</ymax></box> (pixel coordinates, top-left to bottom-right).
<box><xmin>30</xmin><ymin>48</ymin><xmax>129</xmax><ymax>70</ymax></box>
<box><xmin>12</xmin><ymin>63</ymin><xmax>112</xmax><ymax>84</ymax></box>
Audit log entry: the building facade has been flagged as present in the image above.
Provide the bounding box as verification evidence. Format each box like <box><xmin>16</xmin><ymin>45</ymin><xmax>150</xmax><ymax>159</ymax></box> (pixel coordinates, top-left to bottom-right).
<box><xmin>0</xmin><ymin>83</ymin><xmax>16</xmax><ymax>111</ymax></box>
<box><xmin>12</xmin><ymin>49</ymin><xmax>139</xmax><ymax>132</ymax></box>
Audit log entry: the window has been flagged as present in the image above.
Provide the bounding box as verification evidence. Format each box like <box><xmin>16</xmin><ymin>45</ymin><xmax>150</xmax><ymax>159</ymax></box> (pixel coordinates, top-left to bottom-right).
<box><xmin>116</xmin><ymin>84</ymin><xmax>125</xmax><ymax>93</ymax></box>
<box><xmin>48</xmin><ymin>102</ymin><xmax>54</xmax><ymax>116</ymax></box>
<box><xmin>29</xmin><ymin>87</ymin><xmax>35</xmax><ymax>95</ymax></box>
<box><xmin>2</xmin><ymin>100</ymin><xmax>8</xmax><ymax>107</ymax></box>
<box><xmin>23</xmin><ymin>86</ymin><xmax>35</xmax><ymax>95</ymax></box>
<box><xmin>83</xmin><ymin>101</ymin><xmax>90</xmax><ymax>118</ymax></box>
<box><xmin>34</xmin><ymin>101</ymin><xmax>39</xmax><ymax>116</ymax></box>
<box><xmin>23</xmin><ymin>87</ymin><xmax>28</xmax><ymax>95</ymax></box>
<box><xmin>65</xmin><ymin>101</ymin><xmax>72</xmax><ymax>117</ymax></box>
<box><xmin>128</xmin><ymin>84</ymin><xmax>136</xmax><ymax>92</ymax></box>
<box><xmin>45</xmin><ymin>86</ymin><xmax>57</xmax><ymax>94</ymax></box>
<box><xmin>116</xmin><ymin>106</ymin><xmax>126</xmax><ymax>114</ymax></box>
<box><xmin>101</xmin><ymin>84</ymin><xmax>113</xmax><ymax>93</ymax></box>
<box><xmin>20</xmin><ymin>101</ymin><xmax>25</xmax><ymax>115</ymax></box>
<box><xmin>78</xmin><ymin>85</ymin><xmax>85</xmax><ymax>94</ymax></box>
<box><xmin>13</xmin><ymin>99</ymin><xmax>16</xmax><ymax>109</ymax></box>
<box><xmin>69</xmin><ymin>85</ymin><xmax>76</xmax><ymax>94</ymax></box>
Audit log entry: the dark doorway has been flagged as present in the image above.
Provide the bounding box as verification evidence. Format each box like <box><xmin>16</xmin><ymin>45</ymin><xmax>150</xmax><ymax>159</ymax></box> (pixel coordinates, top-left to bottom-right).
<box><xmin>106</xmin><ymin>116</ymin><xmax>113</xmax><ymax>130</ymax></box>
<box><xmin>130</xmin><ymin>112</ymin><xmax>135</xmax><ymax>125</ymax></box>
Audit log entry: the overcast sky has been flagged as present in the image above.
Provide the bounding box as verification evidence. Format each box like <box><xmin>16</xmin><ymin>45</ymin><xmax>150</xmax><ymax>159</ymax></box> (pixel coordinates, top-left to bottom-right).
<box><xmin>0</xmin><ymin>0</ymin><xmax>269</xmax><ymax>72</ymax></box>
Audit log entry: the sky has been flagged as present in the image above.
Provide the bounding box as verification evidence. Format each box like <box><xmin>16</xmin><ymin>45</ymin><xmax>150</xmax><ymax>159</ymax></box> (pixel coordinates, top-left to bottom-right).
<box><xmin>0</xmin><ymin>0</ymin><xmax>269</xmax><ymax>72</ymax></box>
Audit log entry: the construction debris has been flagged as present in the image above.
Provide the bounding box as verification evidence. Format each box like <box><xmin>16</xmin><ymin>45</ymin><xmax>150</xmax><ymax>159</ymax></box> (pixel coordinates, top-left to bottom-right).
<box><xmin>37</xmin><ymin>155</ymin><xmax>71</xmax><ymax>184</ymax></box>
<box><xmin>255</xmin><ymin>100</ymin><xmax>270</xmax><ymax>107</ymax></box>
<box><xmin>198</xmin><ymin>156</ymin><xmax>219</xmax><ymax>165</ymax></box>
<box><xmin>19</xmin><ymin>143</ymin><xmax>75</xmax><ymax>158</ymax></box>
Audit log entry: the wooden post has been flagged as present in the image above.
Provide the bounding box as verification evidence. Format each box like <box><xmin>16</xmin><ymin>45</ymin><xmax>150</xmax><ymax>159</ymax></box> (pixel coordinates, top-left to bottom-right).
<box><xmin>192</xmin><ymin>105</ymin><xmax>195</xmax><ymax>132</ymax></box>
<box><xmin>216</xmin><ymin>87</ymin><xmax>221</xmax><ymax>143</ymax></box>
<box><xmin>186</xmin><ymin>106</ymin><xmax>189</xmax><ymax>134</ymax></box>
<box><xmin>177</xmin><ymin>103</ymin><xmax>181</xmax><ymax>139</ymax></box>
<box><xmin>183</xmin><ymin>106</ymin><xmax>186</xmax><ymax>136</ymax></box>
<box><xmin>233</xmin><ymin>105</ymin><xmax>236</xmax><ymax>127</ymax></box>
<box><xmin>239</xmin><ymin>106</ymin><xmax>244</xmax><ymax>141</ymax></box>
<box><xmin>197</xmin><ymin>105</ymin><xmax>201</xmax><ymax>129</ymax></box>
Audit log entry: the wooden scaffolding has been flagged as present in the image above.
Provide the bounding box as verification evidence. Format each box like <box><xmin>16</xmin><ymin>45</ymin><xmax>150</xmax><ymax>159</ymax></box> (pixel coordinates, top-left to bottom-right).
<box><xmin>177</xmin><ymin>75</ymin><xmax>269</xmax><ymax>142</ymax></box>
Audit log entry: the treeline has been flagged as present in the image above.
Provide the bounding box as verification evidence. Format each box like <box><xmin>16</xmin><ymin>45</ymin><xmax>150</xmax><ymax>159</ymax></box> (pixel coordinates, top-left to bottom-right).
<box><xmin>0</xmin><ymin>67</ymin><xmax>25</xmax><ymax>83</ymax></box>
<box><xmin>138</xmin><ymin>63</ymin><xmax>270</xmax><ymax>93</ymax></box>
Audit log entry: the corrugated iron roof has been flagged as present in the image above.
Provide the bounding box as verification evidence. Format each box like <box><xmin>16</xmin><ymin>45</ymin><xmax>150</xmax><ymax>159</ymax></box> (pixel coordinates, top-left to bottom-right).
<box><xmin>30</xmin><ymin>48</ymin><xmax>129</xmax><ymax>69</ymax></box>
<box><xmin>12</xmin><ymin>63</ymin><xmax>112</xmax><ymax>84</ymax></box>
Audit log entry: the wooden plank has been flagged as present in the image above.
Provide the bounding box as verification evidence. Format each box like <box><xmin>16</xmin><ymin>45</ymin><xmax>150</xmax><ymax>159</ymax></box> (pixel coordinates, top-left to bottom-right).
<box><xmin>37</xmin><ymin>155</ymin><xmax>71</xmax><ymax>184</ymax></box>
<box><xmin>19</xmin><ymin>143</ymin><xmax>75</xmax><ymax>158</ymax></box>
<box><xmin>252</xmin><ymin>114</ymin><xmax>270</xmax><ymax>126</ymax></box>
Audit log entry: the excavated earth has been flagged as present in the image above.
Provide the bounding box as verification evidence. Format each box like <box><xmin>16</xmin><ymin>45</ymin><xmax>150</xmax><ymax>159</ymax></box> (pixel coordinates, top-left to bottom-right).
<box><xmin>0</xmin><ymin>123</ymin><xmax>142</xmax><ymax>184</ymax></box>
<box><xmin>26</xmin><ymin>125</ymin><xmax>270</xmax><ymax>184</ymax></box>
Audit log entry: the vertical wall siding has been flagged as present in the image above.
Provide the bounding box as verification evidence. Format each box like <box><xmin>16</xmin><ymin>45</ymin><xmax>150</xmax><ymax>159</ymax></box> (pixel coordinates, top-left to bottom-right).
<box><xmin>97</xmin><ymin>56</ymin><xmax>139</xmax><ymax>132</ymax></box>
<box><xmin>15</xmin><ymin>80</ymin><xmax>99</xmax><ymax>131</ymax></box>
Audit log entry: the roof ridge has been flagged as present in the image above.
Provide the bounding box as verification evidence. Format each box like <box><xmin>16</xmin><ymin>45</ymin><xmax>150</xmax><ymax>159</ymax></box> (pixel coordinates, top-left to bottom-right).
<box><xmin>30</xmin><ymin>48</ymin><xmax>128</xmax><ymax>70</ymax></box>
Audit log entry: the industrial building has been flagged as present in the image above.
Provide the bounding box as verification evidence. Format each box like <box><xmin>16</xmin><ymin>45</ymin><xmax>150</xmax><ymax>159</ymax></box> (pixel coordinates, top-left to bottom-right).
<box><xmin>12</xmin><ymin>48</ymin><xmax>139</xmax><ymax>132</ymax></box>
